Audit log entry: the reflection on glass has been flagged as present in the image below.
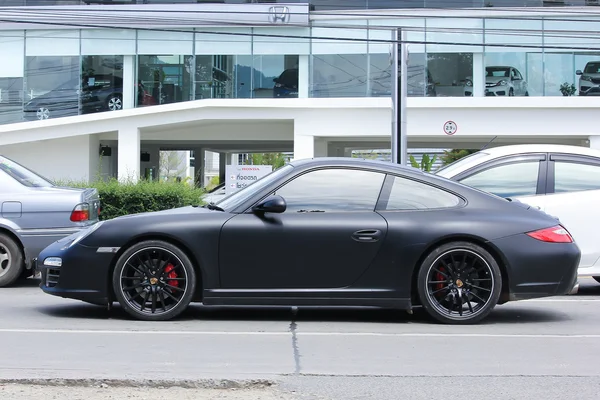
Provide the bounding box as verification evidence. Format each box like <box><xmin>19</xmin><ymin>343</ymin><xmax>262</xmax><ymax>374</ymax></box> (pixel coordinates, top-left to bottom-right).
<box><xmin>459</xmin><ymin>162</ymin><xmax>539</xmax><ymax>198</ymax></box>
<box><xmin>23</xmin><ymin>56</ymin><xmax>80</xmax><ymax>121</ymax></box>
<box><xmin>427</xmin><ymin>53</ymin><xmax>472</xmax><ymax>97</ymax></box>
<box><xmin>81</xmin><ymin>55</ymin><xmax>124</xmax><ymax>114</ymax></box>
<box><xmin>544</xmin><ymin>53</ymin><xmax>573</xmax><ymax>96</ymax></box>
<box><xmin>311</xmin><ymin>54</ymin><xmax>368</xmax><ymax>97</ymax></box>
<box><xmin>195</xmin><ymin>55</ymin><xmax>234</xmax><ymax>100</ymax></box>
<box><xmin>575</xmin><ymin>54</ymin><xmax>600</xmax><ymax>96</ymax></box>
<box><xmin>369</xmin><ymin>53</ymin><xmax>435</xmax><ymax>98</ymax></box>
<box><xmin>554</xmin><ymin>162</ymin><xmax>600</xmax><ymax>193</ymax></box>
<box><xmin>136</xmin><ymin>55</ymin><xmax>193</xmax><ymax>107</ymax></box>
<box><xmin>252</xmin><ymin>55</ymin><xmax>298</xmax><ymax>98</ymax></box>
<box><xmin>385</xmin><ymin>176</ymin><xmax>461</xmax><ymax>210</ymax></box>
<box><xmin>274</xmin><ymin>168</ymin><xmax>386</xmax><ymax>212</ymax></box>
<box><xmin>0</xmin><ymin>77</ymin><xmax>23</xmax><ymax>124</ymax></box>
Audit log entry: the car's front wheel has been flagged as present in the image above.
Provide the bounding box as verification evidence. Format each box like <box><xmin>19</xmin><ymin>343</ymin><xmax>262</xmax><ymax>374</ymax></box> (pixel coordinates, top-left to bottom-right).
<box><xmin>112</xmin><ymin>240</ymin><xmax>196</xmax><ymax>321</ymax></box>
<box><xmin>417</xmin><ymin>241</ymin><xmax>502</xmax><ymax>324</ymax></box>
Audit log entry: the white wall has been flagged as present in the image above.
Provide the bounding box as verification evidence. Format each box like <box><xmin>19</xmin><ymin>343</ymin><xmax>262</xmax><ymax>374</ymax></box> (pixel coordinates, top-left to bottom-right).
<box><xmin>0</xmin><ymin>134</ymin><xmax>98</xmax><ymax>183</ymax></box>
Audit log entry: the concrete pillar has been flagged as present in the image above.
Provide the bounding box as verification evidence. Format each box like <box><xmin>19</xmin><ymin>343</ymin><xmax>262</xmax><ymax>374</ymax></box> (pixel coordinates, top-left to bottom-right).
<box><xmin>298</xmin><ymin>54</ymin><xmax>309</xmax><ymax>98</ymax></box>
<box><xmin>122</xmin><ymin>55</ymin><xmax>136</xmax><ymax>109</ymax></box>
<box><xmin>590</xmin><ymin>135</ymin><xmax>600</xmax><ymax>150</ymax></box>
<box><xmin>192</xmin><ymin>148</ymin><xmax>205</xmax><ymax>187</ymax></box>
<box><xmin>472</xmin><ymin>53</ymin><xmax>485</xmax><ymax>97</ymax></box>
<box><xmin>87</xmin><ymin>134</ymin><xmax>100</xmax><ymax>183</ymax></box>
<box><xmin>118</xmin><ymin>127</ymin><xmax>140</xmax><ymax>182</ymax></box>
<box><xmin>344</xmin><ymin>148</ymin><xmax>353</xmax><ymax>158</ymax></box>
<box><xmin>293</xmin><ymin>135</ymin><xmax>329</xmax><ymax>160</ymax></box>
<box><xmin>218</xmin><ymin>152</ymin><xmax>227</xmax><ymax>184</ymax></box>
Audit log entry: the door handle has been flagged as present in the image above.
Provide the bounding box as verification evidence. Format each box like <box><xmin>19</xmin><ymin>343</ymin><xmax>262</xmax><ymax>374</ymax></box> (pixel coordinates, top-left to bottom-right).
<box><xmin>351</xmin><ymin>229</ymin><xmax>382</xmax><ymax>242</ymax></box>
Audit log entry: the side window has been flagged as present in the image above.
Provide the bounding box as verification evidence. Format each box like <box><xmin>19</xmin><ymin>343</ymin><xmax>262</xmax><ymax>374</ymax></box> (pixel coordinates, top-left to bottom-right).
<box><xmin>385</xmin><ymin>176</ymin><xmax>461</xmax><ymax>210</ymax></box>
<box><xmin>275</xmin><ymin>168</ymin><xmax>385</xmax><ymax>213</ymax></box>
<box><xmin>554</xmin><ymin>161</ymin><xmax>600</xmax><ymax>193</ymax></box>
<box><xmin>459</xmin><ymin>161</ymin><xmax>540</xmax><ymax>198</ymax></box>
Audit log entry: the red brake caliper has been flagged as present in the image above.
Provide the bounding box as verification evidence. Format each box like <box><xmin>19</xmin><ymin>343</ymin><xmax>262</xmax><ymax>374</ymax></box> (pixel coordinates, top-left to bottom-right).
<box><xmin>164</xmin><ymin>263</ymin><xmax>179</xmax><ymax>288</ymax></box>
<box><xmin>434</xmin><ymin>267</ymin><xmax>446</xmax><ymax>295</ymax></box>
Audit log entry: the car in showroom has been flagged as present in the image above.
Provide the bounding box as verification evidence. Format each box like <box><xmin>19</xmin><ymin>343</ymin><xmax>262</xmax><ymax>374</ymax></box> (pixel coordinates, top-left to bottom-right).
<box><xmin>464</xmin><ymin>66</ymin><xmax>529</xmax><ymax>96</ymax></box>
<box><xmin>576</xmin><ymin>61</ymin><xmax>600</xmax><ymax>96</ymax></box>
<box><xmin>436</xmin><ymin>144</ymin><xmax>600</xmax><ymax>282</ymax></box>
<box><xmin>23</xmin><ymin>74</ymin><xmax>123</xmax><ymax>121</ymax></box>
<box><xmin>37</xmin><ymin>157</ymin><xmax>579</xmax><ymax>325</ymax></box>
<box><xmin>0</xmin><ymin>155</ymin><xmax>100</xmax><ymax>287</ymax></box>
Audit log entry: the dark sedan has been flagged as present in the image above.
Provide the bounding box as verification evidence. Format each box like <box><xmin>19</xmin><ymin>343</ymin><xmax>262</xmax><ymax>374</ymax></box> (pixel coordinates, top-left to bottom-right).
<box><xmin>36</xmin><ymin>158</ymin><xmax>580</xmax><ymax>324</ymax></box>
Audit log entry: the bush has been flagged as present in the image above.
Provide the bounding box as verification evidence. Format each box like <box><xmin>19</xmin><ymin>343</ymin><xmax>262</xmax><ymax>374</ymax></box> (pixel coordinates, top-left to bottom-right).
<box><xmin>57</xmin><ymin>178</ymin><xmax>206</xmax><ymax>221</ymax></box>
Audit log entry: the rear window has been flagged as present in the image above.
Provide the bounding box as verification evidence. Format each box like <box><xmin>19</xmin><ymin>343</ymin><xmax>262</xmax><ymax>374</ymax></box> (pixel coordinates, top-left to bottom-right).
<box><xmin>0</xmin><ymin>156</ymin><xmax>55</xmax><ymax>187</ymax></box>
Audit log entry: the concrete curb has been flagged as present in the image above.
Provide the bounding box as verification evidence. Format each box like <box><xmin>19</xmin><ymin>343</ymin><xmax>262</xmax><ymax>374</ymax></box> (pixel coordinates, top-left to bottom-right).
<box><xmin>0</xmin><ymin>378</ymin><xmax>276</xmax><ymax>389</ymax></box>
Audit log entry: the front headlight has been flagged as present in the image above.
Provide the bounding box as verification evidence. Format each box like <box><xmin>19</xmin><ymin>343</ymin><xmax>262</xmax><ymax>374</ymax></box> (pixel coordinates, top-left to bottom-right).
<box><xmin>497</xmin><ymin>80</ymin><xmax>508</xmax><ymax>86</ymax></box>
<box><xmin>61</xmin><ymin>221</ymin><xmax>105</xmax><ymax>250</ymax></box>
<box><xmin>582</xmin><ymin>75</ymin><xmax>592</xmax><ymax>82</ymax></box>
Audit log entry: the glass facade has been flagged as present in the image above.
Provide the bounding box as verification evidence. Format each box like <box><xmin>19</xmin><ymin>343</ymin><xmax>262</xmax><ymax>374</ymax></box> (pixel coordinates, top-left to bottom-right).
<box><xmin>2</xmin><ymin>11</ymin><xmax>600</xmax><ymax>125</ymax></box>
<box><xmin>2</xmin><ymin>0</ymin><xmax>599</xmax><ymax>9</ymax></box>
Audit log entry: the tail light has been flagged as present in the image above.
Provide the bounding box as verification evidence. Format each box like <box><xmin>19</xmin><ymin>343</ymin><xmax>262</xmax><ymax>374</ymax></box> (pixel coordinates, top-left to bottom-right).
<box><xmin>70</xmin><ymin>203</ymin><xmax>90</xmax><ymax>222</ymax></box>
<box><xmin>526</xmin><ymin>225</ymin><xmax>573</xmax><ymax>243</ymax></box>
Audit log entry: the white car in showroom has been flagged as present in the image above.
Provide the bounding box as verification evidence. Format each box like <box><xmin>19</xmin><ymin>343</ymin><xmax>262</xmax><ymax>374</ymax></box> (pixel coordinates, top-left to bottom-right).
<box><xmin>436</xmin><ymin>144</ymin><xmax>600</xmax><ymax>282</ymax></box>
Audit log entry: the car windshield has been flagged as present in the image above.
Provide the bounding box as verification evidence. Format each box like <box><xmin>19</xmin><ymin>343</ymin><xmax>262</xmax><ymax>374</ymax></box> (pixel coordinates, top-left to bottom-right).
<box><xmin>215</xmin><ymin>164</ymin><xmax>294</xmax><ymax>210</ymax></box>
<box><xmin>486</xmin><ymin>68</ymin><xmax>510</xmax><ymax>77</ymax></box>
<box><xmin>584</xmin><ymin>62</ymin><xmax>600</xmax><ymax>74</ymax></box>
<box><xmin>0</xmin><ymin>156</ymin><xmax>56</xmax><ymax>187</ymax></box>
<box><xmin>434</xmin><ymin>151</ymin><xmax>489</xmax><ymax>177</ymax></box>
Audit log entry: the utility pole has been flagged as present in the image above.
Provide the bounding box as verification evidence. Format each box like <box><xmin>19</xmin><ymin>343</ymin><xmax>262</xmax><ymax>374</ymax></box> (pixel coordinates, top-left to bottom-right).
<box><xmin>391</xmin><ymin>28</ymin><xmax>408</xmax><ymax>166</ymax></box>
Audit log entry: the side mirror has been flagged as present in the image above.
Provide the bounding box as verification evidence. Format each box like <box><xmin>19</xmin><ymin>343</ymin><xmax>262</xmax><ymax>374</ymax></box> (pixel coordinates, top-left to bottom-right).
<box><xmin>576</xmin><ymin>70</ymin><xmax>583</xmax><ymax>75</ymax></box>
<box><xmin>252</xmin><ymin>195</ymin><xmax>286</xmax><ymax>214</ymax></box>
<box><xmin>273</xmin><ymin>77</ymin><xmax>279</xmax><ymax>83</ymax></box>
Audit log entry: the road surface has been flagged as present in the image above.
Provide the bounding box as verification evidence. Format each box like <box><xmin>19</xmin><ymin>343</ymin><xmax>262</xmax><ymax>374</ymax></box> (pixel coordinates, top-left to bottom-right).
<box><xmin>1</xmin><ymin>277</ymin><xmax>599</xmax><ymax>399</ymax></box>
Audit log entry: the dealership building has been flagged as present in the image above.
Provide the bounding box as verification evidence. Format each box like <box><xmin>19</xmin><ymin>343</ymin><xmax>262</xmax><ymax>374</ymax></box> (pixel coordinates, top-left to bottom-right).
<box><xmin>1</xmin><ymin>1</ymin><xmax>600</xmax><ymax>183</ymax></box>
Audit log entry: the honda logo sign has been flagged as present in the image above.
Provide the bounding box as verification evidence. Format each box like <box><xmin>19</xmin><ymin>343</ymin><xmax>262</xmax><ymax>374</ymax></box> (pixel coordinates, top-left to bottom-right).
<box><xmin>268</xmin><ymin>6</ymin><xmax>290</xmax><ymax>24</ymax></box>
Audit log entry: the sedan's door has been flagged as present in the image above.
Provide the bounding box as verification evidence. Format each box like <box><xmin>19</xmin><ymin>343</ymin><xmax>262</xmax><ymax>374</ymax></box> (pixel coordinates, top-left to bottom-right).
<box><xmin>218</xmin><ymin>167</ymin><xmax>389</xmax><ymax>289</ymax></box>
<box><xmin>542</xmin><ymin>154</ymin><xmax>600</xmax><ymax>269</ymax></box>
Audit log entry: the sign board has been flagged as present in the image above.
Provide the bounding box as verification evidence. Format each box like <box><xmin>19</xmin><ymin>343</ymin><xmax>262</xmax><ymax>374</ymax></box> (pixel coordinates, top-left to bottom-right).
<box><xmin>443</xmin><ymin>121</ymin><xmax>458</xmax><ymax>135</ymax></box>
<box><xmin>225</xmin><ymin>165</ymin><xmax>273</xmax><ymax>195</ymax></box>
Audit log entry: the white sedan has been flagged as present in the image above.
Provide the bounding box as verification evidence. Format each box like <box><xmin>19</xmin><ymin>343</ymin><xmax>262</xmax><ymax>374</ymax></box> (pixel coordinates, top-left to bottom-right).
<box><xmin>436</xmin><ymin>144</ymin><xmax>600</xmax><ymax>282</ymax></box>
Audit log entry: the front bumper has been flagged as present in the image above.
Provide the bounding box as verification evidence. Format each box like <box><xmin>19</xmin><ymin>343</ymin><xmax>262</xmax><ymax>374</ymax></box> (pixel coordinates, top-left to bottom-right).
<box><xmin>37</xmin><ymin>238</ymin><xmax>117</xmax><ymax>305</ymax></box>
<box><xmin>490</xmin><ymin>233</ymin><xmax>580</xmax><ymax>302</ymax></box>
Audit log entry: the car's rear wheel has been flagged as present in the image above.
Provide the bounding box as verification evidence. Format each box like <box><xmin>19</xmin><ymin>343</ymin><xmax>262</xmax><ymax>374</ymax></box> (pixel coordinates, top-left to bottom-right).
<box><xmin>417</xmin><ymin>241</ymin><xmax>502</xmax><ymax>324</ymax></box>
<box><xmin>107</xmin><ymin>95</ymin><xmax>122</xmax><ymax>111</ymax></box>
<box><xmin>0</xmin><ymin>233</ymin><xmax>24</xmax><ymax>287</ymax></box>
<box><xmin>112</xmin><ymin>240</ymin><xmax>196</xmax><ymax>321</ymax></box>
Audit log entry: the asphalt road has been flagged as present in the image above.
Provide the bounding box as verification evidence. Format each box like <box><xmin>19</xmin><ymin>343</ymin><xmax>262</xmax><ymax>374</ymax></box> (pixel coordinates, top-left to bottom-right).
<box><xmin>1</xmin><ymin>277</ymin><xmax>600</xmax><ymax>399</ymax></box>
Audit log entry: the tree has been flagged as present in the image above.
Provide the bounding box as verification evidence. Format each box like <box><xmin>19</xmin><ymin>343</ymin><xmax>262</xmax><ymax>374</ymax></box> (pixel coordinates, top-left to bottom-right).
<box><xmin>159</xmin><ymin>151</ymin><xmax>188</xmax><ymax>180</ymax></box>
<box><xmin>440</xmin><ymin>149</ymin><xmax>478</xmax><ymax>166</ymax></box>
<box><xmin>245</xmin><ymin>153</ymin><xmax>287</xmax><ymax>169</ymax></box>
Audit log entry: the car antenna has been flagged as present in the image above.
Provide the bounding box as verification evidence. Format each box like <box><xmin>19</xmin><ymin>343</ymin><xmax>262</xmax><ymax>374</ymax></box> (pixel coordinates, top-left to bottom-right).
<box><xmin>480</xmin><ymin>136</ymin><xmax>497</xmax><ymax>150</ymax></box>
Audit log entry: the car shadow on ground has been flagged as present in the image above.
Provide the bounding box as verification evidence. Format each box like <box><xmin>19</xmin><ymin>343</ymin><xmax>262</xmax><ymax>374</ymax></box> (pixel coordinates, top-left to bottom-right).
<box><xmin>37</xmin><ymin>301</ymin><xmax>570</xmax><ymax>326</ymax></box>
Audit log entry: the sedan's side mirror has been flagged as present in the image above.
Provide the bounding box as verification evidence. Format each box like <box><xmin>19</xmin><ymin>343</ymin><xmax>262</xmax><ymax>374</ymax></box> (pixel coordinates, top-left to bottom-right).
<box><xmin>576</xmin><ymin>70</ymin><xmax>583</xmax><ymax>75</ymax></box>
<box><xmin>252</xmin><ymin>195</ymin><xmax>286</xmax><ymax>214</ymax></box>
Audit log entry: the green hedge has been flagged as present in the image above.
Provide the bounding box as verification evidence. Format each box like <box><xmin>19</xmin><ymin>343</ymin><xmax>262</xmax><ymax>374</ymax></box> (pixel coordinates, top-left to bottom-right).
<box><xmin>58</xmin><ymin>178</ymin><xmax>206</xmax><ymax>221</ymax></box>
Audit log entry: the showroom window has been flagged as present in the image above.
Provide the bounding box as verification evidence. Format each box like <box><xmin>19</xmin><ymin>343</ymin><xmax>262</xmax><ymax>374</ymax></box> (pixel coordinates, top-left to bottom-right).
<box><xmin>458</xmin><ymin>161</ymin><xmax>540</xmax><ymax>198</ymax></box>
<box><xmin>554</xmin><ymin>161</ymin><xmax>600</xmax><ymax>193</ymax></box>
<box><xmin>383</xmin><ymin>176</ymin><xmax>462</xmax><ymax>210</ymax></box>
<box><xmin>136</xmin><ymin>55</ymin><xmax>193</xmax><ymax>107</ymax></box>
<box><xmin>274</xmin><ymin>168</ymin><xmax>386</xmax><ymax>213</ymax></box>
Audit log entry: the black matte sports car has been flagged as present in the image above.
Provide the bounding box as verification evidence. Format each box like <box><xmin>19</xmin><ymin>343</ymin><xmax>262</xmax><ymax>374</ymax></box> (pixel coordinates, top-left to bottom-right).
<box><xmin>37</xmin><ymin>158</ymin><xmax>580</xmax><ymax>324</ymax></box>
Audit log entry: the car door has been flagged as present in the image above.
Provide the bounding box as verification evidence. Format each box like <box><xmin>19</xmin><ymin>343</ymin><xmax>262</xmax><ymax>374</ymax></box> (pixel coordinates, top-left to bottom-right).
<box><xmin>450</xmin><ymin>153</ymin><xmax>548</xmax><ymax>210</ymax></box>
<box><xmin>543</xmin><ymin>154</ymin><xmax>600</xmax><ymax>269</ymax></box>
<box><xmin>218</xmin><ymin>167</ymin><xmax>389</xmax><ymax>290</ymax></box>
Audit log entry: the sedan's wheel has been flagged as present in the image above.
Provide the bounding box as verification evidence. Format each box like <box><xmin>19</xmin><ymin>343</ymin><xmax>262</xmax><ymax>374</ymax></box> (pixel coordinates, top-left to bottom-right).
<box><xmin>508</xmin><ymin>88</ymin><xmax>514</xmax><ymax>96</ymax></box>
<box><xmin>112</xmin><ymin>240</ymin><xmax>196</xmax><ymax>321</ymax></box>
<box><xmin>107</xmin><ymin>95</ymin><xmax>122</xmax><ymax>111</ymax></box>
<box><xmin>417</xmin><ymin>241</ymin><xmax>502</xmax><ymax>324</ymax></box>
<box><xmin>36</xmin><ymin>106</ymin><xmax>50</xmax><ymax>120</ymax></box>
<box><xmin>0</xmin><ymin>233</ymin><xmax>24</xmax><ymax>287</ymax></box>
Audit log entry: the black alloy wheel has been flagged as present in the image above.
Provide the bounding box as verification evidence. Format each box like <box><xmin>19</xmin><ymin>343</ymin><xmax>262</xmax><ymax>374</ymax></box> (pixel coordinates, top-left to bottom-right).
<box><xmin>112</xmin><ymin>240</ymin><xmax>196</xmax><ymax>321</ymax></box>
<box><xmin>417</xmin><ymin>241</ymin><xmax>502</xmax><ymax>324</ymax></box>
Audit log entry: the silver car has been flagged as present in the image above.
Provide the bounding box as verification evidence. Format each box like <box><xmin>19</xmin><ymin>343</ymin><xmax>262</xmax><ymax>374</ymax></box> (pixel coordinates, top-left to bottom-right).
<box><xmin>0</xmin><ymin>155</ymin><xmax>100</xmax><ymax>287</ymax></box>
<box><xmin>576</xmin><ymin>61</ymin><xmax>600</xmax><ymax>96</ymax></box>
<box><xmin>464</xmin><ymin>66</ymin><xmax>529</xmax><ymax>96</ymax></box>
